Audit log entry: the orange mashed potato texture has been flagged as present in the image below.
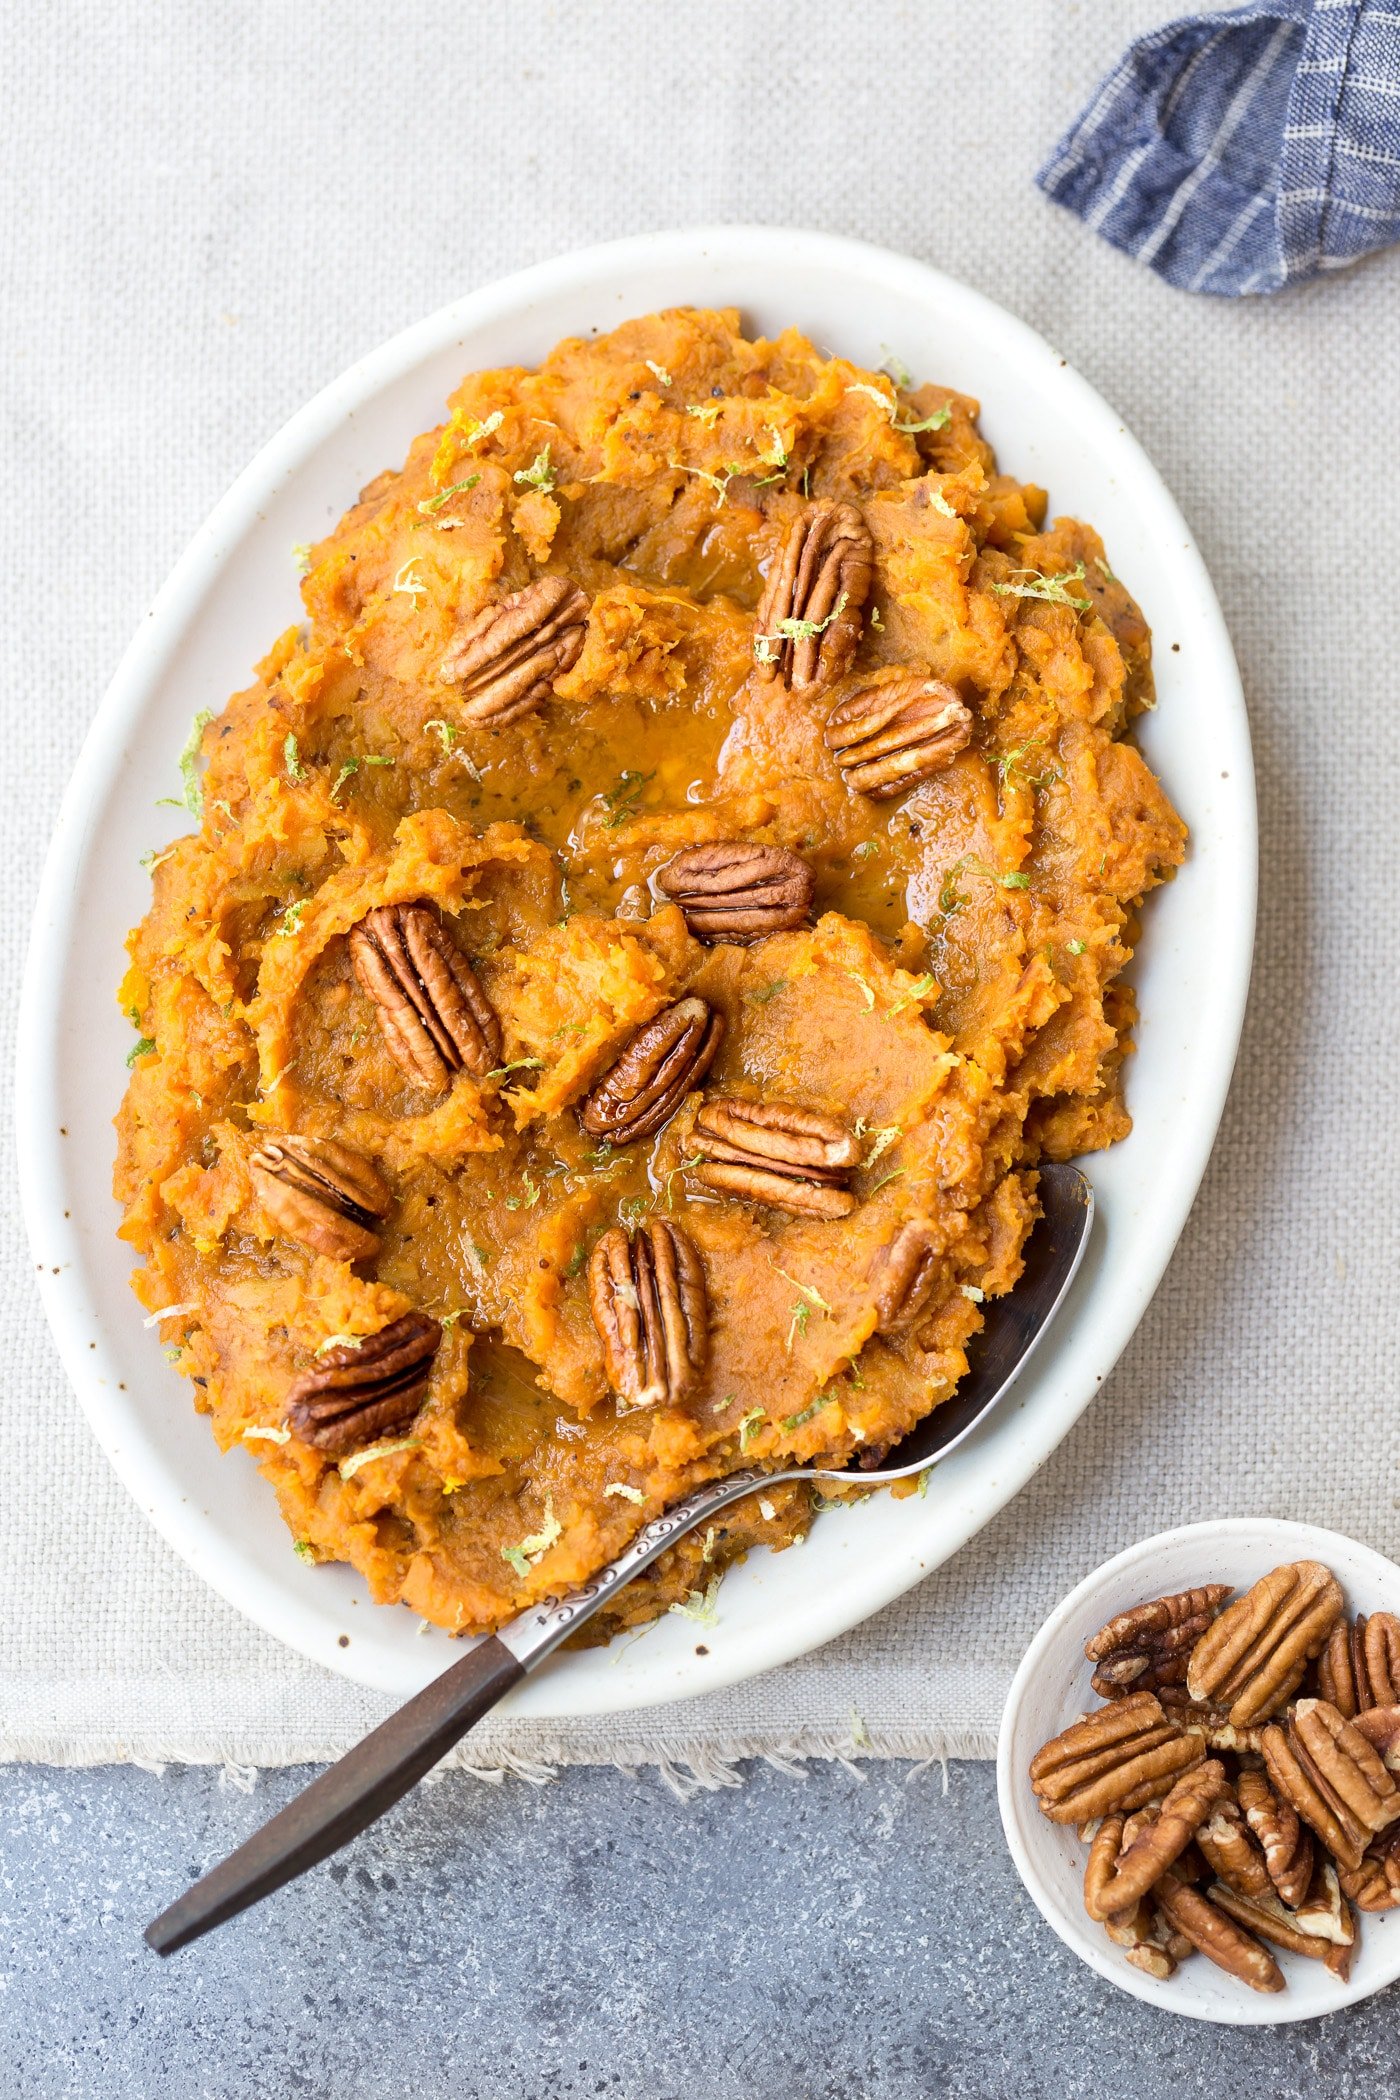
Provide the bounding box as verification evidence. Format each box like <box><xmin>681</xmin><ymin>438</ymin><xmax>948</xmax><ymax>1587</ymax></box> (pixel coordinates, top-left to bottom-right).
<box><xmin>115</xmin><ymin>308</ymin><xmax>1184</xmax><ymax>1640</ymax></box>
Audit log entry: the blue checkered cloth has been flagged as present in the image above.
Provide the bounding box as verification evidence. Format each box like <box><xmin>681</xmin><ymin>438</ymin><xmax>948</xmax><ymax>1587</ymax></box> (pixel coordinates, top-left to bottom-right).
<box><xmin>1037</xmin><ymin>1</ymin><xmax>1400</xmax><ymax>295</ymax></box>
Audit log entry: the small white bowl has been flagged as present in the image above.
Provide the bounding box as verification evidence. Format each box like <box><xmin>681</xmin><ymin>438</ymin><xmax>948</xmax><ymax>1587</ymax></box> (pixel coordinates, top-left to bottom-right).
<box><xmin>997</xmin><ymin>1519</ymin><xmax>1400</xmax><ymax>2024</ymax></box>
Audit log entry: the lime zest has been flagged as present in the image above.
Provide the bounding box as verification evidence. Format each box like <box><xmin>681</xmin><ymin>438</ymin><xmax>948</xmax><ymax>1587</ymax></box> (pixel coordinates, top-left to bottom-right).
<box><xmin>501</xmin><ymin>1496</ymin><xmax>562</xmax><ymax>1577</ymax></box>
<box><xmin>338</xmin><ymin>1436</ymin><xmax>421</xmax><ymax>1481</ymax></box>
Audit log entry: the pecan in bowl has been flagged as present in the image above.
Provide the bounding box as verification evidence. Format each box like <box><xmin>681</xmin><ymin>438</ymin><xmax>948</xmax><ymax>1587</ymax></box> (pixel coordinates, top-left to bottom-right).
<box><xmin>1085</xmin><ymin>1585</ymin><xmax>1232</xmax><ymax>1701</ymax></box>
<box><xmin>1318</xmin><ymin>1611</ymin><xmax>1400</xmax><ymax>1716</ymax></box>
<box><xmin>1186</xmin><ymin>1560</ymin><xmax>1343</xmax><ymax>1727</ymax></box>
<box><xmin>1002</xmin><ymin>1528</ymin><xmax>1400</xmax><ymax>2014</ymax></box>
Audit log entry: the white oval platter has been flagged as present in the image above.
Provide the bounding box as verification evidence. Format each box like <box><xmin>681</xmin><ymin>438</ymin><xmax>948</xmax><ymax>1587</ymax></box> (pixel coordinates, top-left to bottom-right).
<box><xmin>17</xmin><ymin>228</ymin><xmax>1255</xmax><ymax>1707</ymax></box>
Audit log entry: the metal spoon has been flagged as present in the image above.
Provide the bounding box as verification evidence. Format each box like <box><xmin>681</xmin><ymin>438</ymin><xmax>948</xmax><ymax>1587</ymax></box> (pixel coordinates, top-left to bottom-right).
<box><xmin>146</xmin><ymin>1161</ymin><xmax>1092</xmax><ymax>1954</ymax></box>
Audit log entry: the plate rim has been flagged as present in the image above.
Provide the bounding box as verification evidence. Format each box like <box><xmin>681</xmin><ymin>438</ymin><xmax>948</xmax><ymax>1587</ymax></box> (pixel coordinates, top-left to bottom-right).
<box><xmin>16</xmin><ymin>224</ymin><xmax>1257</xmax><ymax>1708</ymax></box>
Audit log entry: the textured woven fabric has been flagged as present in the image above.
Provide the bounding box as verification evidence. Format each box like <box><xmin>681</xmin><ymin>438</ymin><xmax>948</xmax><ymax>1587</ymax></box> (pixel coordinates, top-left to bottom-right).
<box><xmin>4</xmin><ymin>0</ymin><xmax>1399</xmax><ymax>1776</ymax></box>
<box><xmin>1038</xmin><ymin>0</ymin><xmax>1400</xmax><ymax>294</ymax></box>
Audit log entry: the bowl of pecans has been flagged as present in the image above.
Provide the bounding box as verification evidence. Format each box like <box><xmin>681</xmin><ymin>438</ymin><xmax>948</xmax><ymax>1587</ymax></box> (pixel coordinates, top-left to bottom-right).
<box><xmin>997</xmin><ymin>1520</ymin><xmax>1400</xmax><ymax>2023</ymax></box>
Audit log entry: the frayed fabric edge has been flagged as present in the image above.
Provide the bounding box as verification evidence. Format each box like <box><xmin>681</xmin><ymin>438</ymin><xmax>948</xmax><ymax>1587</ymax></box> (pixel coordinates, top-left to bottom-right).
<box><xmin>0</xmin><ymin>1728</ymin><xmax>1001</xmax><ymax>1796</ymax></box>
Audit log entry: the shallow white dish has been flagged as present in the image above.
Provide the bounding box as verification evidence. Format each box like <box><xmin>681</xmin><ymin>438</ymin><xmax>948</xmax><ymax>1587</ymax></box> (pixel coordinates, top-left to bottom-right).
<box><xmin>17</xmin><ymin>226</ymin><xmax>1254</xmax><ymax>1706</ymax></box>
<box><xmin>997</xmin><ymin>1520</ymin><xmax>1400</xmax><ymax>2024</ymax></box>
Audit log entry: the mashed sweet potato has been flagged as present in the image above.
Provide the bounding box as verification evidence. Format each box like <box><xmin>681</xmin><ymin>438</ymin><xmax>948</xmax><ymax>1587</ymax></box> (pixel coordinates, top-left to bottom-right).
<box><xmin>115</xmin><ymin>307</ymin><xmax>1184</xmax><ymax>1640</ymax></box>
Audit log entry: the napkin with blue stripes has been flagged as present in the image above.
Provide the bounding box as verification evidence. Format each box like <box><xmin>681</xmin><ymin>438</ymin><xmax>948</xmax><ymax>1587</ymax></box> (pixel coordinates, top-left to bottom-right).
<box><xmin>1037</xmin><ymin>1</ymin><xmax>1400</xmax><ymax>295</ymax></box>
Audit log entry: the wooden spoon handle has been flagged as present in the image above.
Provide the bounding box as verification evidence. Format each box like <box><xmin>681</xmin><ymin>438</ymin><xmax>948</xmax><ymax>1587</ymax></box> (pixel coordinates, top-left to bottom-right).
<box><xmin>144</xmin><ymin>1635</ymin><xmax>524</xmax><ymax>1955</ymax></box>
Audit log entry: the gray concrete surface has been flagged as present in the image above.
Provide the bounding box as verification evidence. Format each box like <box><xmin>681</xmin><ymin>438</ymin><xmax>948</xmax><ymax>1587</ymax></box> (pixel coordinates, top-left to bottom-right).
<box><xmin>2</xmin><ymin>1759</ymin><xmax>1396</xmax><ymax>2099</ymax></box>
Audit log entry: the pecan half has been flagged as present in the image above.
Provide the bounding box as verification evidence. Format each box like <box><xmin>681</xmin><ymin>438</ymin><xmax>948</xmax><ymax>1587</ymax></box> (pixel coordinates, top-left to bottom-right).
<box><xmin>870</xmin><ymin>1222</ymin><xmax>942</xmax><ymax>1334</ymax></box>
<box><xmin>824</xmin><ymin>675</ymin><xmax>973</xmax><ymax>800</ymax></box>
<box><xmin>1159</xmin><ymin>1690</ymin><xmax>1267</xmax><ymax>1755</ymax></box>
<box><xmin>1294</xmin><ymin>1857</ymin><xmax>1358</xmax><ymax>1946</ymax></box>
<box><xmin>1128</xmin><ymin>1907</ymin><xmax>1194</xmax><ymax>1977</ymax></box>
<box><xmin>1084</xmin><ymin>1814</ymin><xmax>1128</xmax><ymax>1917</ymax></box>
<box><xmin>1115</xmin><ymin>1807</ymin><xmax>1209</xmax><ymax>1895</ymax></box>
<box><xmin>350</xmin><ymin>902</ymin><xmax>502</xmax><ymax>1092</ymax></box>
<box><xmin>579</xmin><ymin>997</ymin><xmax>723</xmax><ymax>1145</ymax></box>
<box><xmin>1296</xmin><ymin>1697</ymin><xmax>1400</xmax><ymax>1830</ymax></box>
<box><xmin>692</xmin><ymin>1097</ymin><xmax>859</xmax><ymax>1220</ymax></box>
<box><xmin>439</xmin><ymin>575</ymin><xmax>589</xmax><ymax>725</ymax></box>
<box><xmin>286</xmin><ymin>1311</ymin><xmax>441</xmax><ymax>1455</ymax></box>
<box><xmin>1083</xmin><ymin>1759</ymin><xmax>1228</xmax><ymax>1921</ymax></box>
<box><xmin>1237</xmin><ymin>1764</ymin><xmax>1315</xmax><ymax>1908</ymax></box>
<box><xmin>1207</xmin><ymin>1885</ymin><xmax>1333</xmax><ymax>1963</ymax></box>
<box><xmin>1123</xmin><ymin>1941</ymin><xmax>1177</xmax><ymax>1982</ymax></box>
<box><xmin>1154</xmin><ymin>1872</ymin><xmax>1284</xmax><ymax>1994</ymax></box>
<box><xmin>1326</xmin><ymin>1927</ymin><xmax>1358</xmax><ymax>1983</ymax></box>
<box><xmin>1096</xmin><ymin>1878</ymin><xmax>1186</xmax><ymax>1979</ymax></box>
<box><xmin>1185</xmin><ymin>1559</ymin><xmax>1344</xmax><ymax>1726</ymax></box>
<box><xmin>250</xmin><ymin>1135</ymin><xmax>391</xmax><ymax>1262</ymax></box>
<box><xmin>752</xmin><ymin>499</ymin><xmax>873</xmax><ymax>694</ymax></box>
<box><xmin>588</xmin><ymin>1219</ymin><xmax>708</xmax><ymax>1412</ymax></box>
<box><xmin>1085</xmin><ymin>1585</ymin><xmax>1232</xmax><ymax>1702</ymax></box>
<box><xmin>1193</xmin><ymin>1798</ymin><xmax>1273</xmax><ymax>1904</ymax></box>
<box><xmin>1338</xmin><ymin>1826</ymin><xmax>1400</xmax><ymax>1912</ymax></box>
<box><xmin>653</xmin><ymin>841</ymin><xmax>814</xmax><ymax>944</ymax></box>
<box><xmin>1028</xmin><ymin>1692</ymin><xmax>1204</xmax><ymax>1824</ymax></box>
<box><xmin>1318</xmin><ymin>1611</ymin><xmax>1400</xmax><ymax>1717</ymax></box>
<box><xmin>1261</xmin><ymin>1698</ymin><xmax>1400</xmax><ymax>1871</ymax></box>
<box><xmin>1353</xmin><ymin>1703</ymin><xmax>1400</xmax><ymax>1770</ymax></box>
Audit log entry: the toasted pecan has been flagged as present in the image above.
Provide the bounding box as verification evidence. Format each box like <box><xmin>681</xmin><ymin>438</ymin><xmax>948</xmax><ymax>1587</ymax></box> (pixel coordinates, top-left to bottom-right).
<box><xmin>752</xmin><ymin>499</ymin><xmax>873</xmax><ymax>694</ymax></box>
<box><xmin>824</xmin><ymin>674</ymin><xmax>973</xmax><ymax>799</ymax></box>
<box><xmin>1337</xmin><ymin>1826</ymin><xmax>1400</xmax><ymax>1913</ymax></box>
<box><xmin>285</xmin><ymin>1311</ymin><xmax>441</xmax><ymax>1456</ymax></box>
<box><xmin>1186</xmin><ymin>1560</ymin><xmax>1343</xmax><ymax>1726</ymax></box>
<box><xmin>1237</xmin><ymin>1763</ymin><xmax>1315</xmax><ymax>1908</ymax></box>
<box><xmin>350</xmin><ymin>902</ymin><xmax>501</xmax><ymax>1091</ymax></box>
<box><xmin>439</xmin><ymin>574</ymin><xmax>589</xmax><ymax>725</ymax></box>
<box><xmin>1258</xmin><ymin>1699</ymin><xmax>1398</xmax><ymax>1873</ymax></box>
<box><xmin>580</xmin><ymin>997</ymin><xmax>723</xmax><ymax>1146</ymax></box>
<box><xmin>1292</xmin><ymin>1699</ymin><xmax>1400</xmax><ymax>1836</ymax></box>
<box><xmin>1319</xmin><ymin>1612</ymin><xmax>1400</xmax><ymax>1718</ymax></box>
<box><xmin>1082</xmin><ymin>1760</ymin><xmax>1229</xmax><ymax>1921</ymax></box>
<box><xmin>1085</xmin><ymin>1585</ymin><xmax>1232</xmax><ymax>1702</ymax></box>
<box><xmin>1154</xmin><ymin>1873</ymin><xmax>1284</xmax><ymax>1994</ymax></box>
<box><xmin>870</xmin><ymin>1221</ymin><xmax>943</xmax><ymax>1335</ymax></box>
<box><xmin>250</xmin><ymin>1135</ymin><xmax>391</xmax><ymax>1262</ymax></box>
<box><xmin>1029</xmin><ymin>1692</ymin><xmax>1205</xmax><ymax>1825</ymax></box>
<box><xmin>1206</xmin><ymin>1886</ymin><xmax>1330</xmax><ymax>1962</ymax></box>
<box><xmin>654</xmin><ymin>842</ymin><xmax>813</xmax><ymax>944</ymax></box>
<box><xmin>588</xmin><ymin>1219</ymin><xmax>708</xmax><ymax>1413</ymax></box>
<box><xmin>692</xmin><ymin>1097</ymin><xmax>859</xmax><ymax>1219</ymax></box>
<box><xmin>1193</xmin><ymin>1796</ymin><xmax>1274</xmax><ymax>1904</ymax></box>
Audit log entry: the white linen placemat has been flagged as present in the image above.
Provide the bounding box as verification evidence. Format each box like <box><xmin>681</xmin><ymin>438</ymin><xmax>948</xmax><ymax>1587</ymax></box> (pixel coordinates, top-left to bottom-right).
<box><xmin>4</xmin><ymin>0</ymin><xmax>1398</xmax><ymax>1778</ymax></box>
